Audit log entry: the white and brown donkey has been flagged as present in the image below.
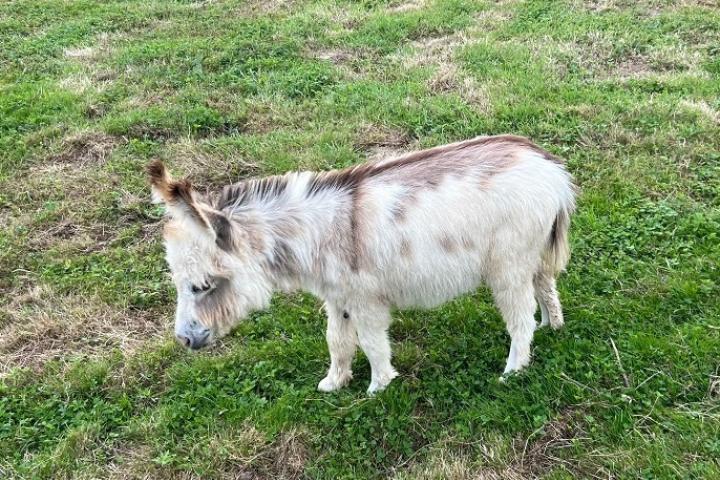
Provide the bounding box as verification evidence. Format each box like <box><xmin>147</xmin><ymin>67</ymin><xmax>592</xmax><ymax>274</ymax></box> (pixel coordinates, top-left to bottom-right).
<box><xmin>148</xmin><ymin>135</ymin><xmax>576</xmax><ymax>393</ymax></box>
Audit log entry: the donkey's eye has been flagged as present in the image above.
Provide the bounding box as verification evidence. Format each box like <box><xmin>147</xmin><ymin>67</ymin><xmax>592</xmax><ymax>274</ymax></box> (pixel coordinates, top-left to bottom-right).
<box><xmin>191</xmin><ymin>283</ymin><xmax>212</xmax><ymax>294</ymax></box>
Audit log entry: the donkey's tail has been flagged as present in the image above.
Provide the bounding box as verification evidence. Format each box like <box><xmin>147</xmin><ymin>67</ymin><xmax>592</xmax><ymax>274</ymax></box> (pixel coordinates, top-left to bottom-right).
<box><xmin>542</xmin><ymin>199</ymin><xmax>575</xmax><ymax>276</ymax></box>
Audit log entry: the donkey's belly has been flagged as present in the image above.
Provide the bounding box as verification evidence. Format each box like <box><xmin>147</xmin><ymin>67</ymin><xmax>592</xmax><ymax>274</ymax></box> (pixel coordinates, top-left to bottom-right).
<box><xmin>381</xmin><ymin>254</ymin><xmax>487</xmax><ymax>309</ymax></box>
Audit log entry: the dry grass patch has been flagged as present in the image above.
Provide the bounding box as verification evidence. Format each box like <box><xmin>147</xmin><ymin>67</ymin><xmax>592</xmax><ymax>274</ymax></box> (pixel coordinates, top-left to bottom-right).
<box><xmin>104</xmin><ymin>425</ymin><xmax>310</xmax><ymax>480</ymax></box>
<box><xmin>395</xmin><ymin>409</ymin><xmax>614</xmax><ymax>479</ymax></box>
<box><xmin>160</xmin><ymin>138</ymin><xmax>262</xmax><ymax>188</ymax></box>
<box><xmin>61</xmin><ymin>32</ymin><xmax>119</xmax><ymax>94</ymax></box>
<box><xmin>510</xmin><ymin>408</ymin><xmax>613</xmax><ymax>479</ymax></box>
<box><xmin>48</xmin><ymin>131</ymin><xmax>123</xmax><ymax>165</ymax></box>
<box><xmin>63</xmin><ymin>32</ymin><xmax>113</xmax><ymax>63</ymax></box>
<box><xmin>26</xmin><ymin>220</ymin><xmax>116</xmax><ymax>254</ymax></box>
<box><xmin>427</xmin><ymin>64</ymin><xmax>490</xmax><ymax>112</ymax></box>
<box><xmin>387</xmin><ymin>0</ymin><xmax>427</xmax><ymax>13</ymax></box>
<box><xmin>391</xmin><ymin>434</ymin><xmax>524</xmax><ymax>480</ymax></box>
<box><xmin>307</xmin><ymin>46</ymin><xmax>380</xmax><ymax>80</ymax></box>
<box><xmin>679</xmin><ymin>100</ymin><xmax>720</xmax><ymax>125</ymax></box>
<box><xmin>396</xmin><ymin>9</ymin><xmax>513</xmax><ymax>109</ymax></box>
<box><xmin>516</xmin><ymin>32</ymin><xmax>710</xmax><ymax>82</ymax></box>
<box><xmin>353</xmin><ymin>123</ymin><xmax>414</xmax><ymax>161</ymax></box>
<box><xmin>0</xmin><ymin>284</ymin><xmax>166</xmax><ymax>376</ymax></box>
<box><xmin>579</xmin><ymin>0</ymin><xmax>718</xmax><ymax>13</ymax></box>
<box><xmin>394</xmin><ymin>454</ymin><xmax>524</xmax><ymax>480</ymax></box>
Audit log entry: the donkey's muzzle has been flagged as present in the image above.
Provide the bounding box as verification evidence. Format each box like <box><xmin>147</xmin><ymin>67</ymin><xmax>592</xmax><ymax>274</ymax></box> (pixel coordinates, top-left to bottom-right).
<box><xmin>176</xmin><ymin>329</ymin><xmax>210</xmax><ymax>350</ymax></box>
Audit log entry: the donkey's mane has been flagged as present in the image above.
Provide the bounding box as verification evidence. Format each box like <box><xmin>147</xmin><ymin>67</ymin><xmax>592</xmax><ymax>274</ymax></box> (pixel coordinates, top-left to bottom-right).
<box><xmin>212</xmin><ymin>135</ymin><xmax>559</xmax><ymax>213</ymax></box>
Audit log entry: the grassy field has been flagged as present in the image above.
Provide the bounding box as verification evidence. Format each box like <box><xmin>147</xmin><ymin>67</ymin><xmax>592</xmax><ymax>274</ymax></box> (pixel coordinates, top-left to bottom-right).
<box><xmin>1</xmin><ymin>0</ymin><xmax>719</xmax><ymax>478</ymax></box>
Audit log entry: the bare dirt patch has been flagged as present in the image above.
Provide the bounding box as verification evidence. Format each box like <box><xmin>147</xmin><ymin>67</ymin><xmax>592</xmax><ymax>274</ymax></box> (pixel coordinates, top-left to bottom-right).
<box><xmin>0</xmin><ymin>285</ymin><xmax>166</xmax><ymax>376</ymax></box>
<box><xmin>509</xmin><ymin>408</ymin><xmax>612</xmax><ymax>479</ymax></box>
<box><xmin>25</xmin><ymin>219</ymin><xmax>121</xmax><ymax>254</ymax></box>
<box><xmin>353</xmin><ymin>123</ymin><xmax>414</xmax><ymax>162</ymax></box>
<box><xmin>49</xmin><ymin>131</ymin><xmax>124</xmax><ymax>165</ymax></box>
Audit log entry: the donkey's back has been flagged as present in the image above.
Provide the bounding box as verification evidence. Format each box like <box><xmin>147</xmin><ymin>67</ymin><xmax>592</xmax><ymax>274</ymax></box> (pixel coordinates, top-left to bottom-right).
<box><xmin>343</xmin><ymin>136</ymin><xmax>575</xmax><ymax>313</ymax></box>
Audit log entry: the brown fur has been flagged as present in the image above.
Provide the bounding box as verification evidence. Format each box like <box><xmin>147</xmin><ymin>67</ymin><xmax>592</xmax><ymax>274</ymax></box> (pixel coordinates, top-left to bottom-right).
<box><xmin>399</xmin><ymin>238</ymin><xmax>412</xmax><ymax>258</ymax></box>
<box><xmin>207</xmin><ymin>135</ymin><xmax>558</xmax><ymax>273</ymax></box>
<box><xmin>460</xmin><ymin>235</ymin><xmax>476</xmax><ymax>250</ymax></box>
<box><xmin>148</xmin><ymin>160</ymin><xmax>209</xmax><ymax>228</ymax></box>
<box><xmin>212</xmin><ymin>136</ymin><xmax>554</xmax><ymax>213</ymax></box>
<box><xmin>196</xmin><ymin>276</ymin><xmax>236</xmax><ymax>332</ymax></box>
<box><xmin>438</xmin><ymin>234</ymin><xmax>457</xmax><ymax>253</ymax></box>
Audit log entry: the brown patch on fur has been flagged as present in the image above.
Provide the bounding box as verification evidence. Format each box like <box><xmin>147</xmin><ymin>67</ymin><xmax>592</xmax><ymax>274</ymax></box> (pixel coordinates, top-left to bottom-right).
<box><xmin>0</xmin><ymin>285</ymin><xmax>165</xmax><ymax>376</ymax></box>
<box><xmin>206</xmin><ymin>210</ymin><xmax>234</xmax><ymax>251</ymax></box>
<box><xmin>460</xmin><ymin>235</ymin><xmax>476</xmax><ymax>250</ymax></box>
<box><xmin>368</xmin><ymin>135</ymin><xmax>562</xmax><ymax>174</ymax></box>
<box><xmin>267</xmin><ymin>238</ymin><xmax>302</xmax><ymax>277</ymax></box>
<box><xmin>218</xmin><ymin>136</ymin><xmax>554</xmax><ymax>213</ymax></box>
<box><xmin>349</xmin><ymin>185</ymin><xmax>365</xmax><ymax>271</ymax></box>
<box><xmin>196</xmin><ymin>277</ymin><xmax>238</xmax><ymax>333</ymax></box>
<box><xmin>147</xmin><ymin>160</ymin><xmax>172</xmax><ymax>198</ymax></box>
<box><xmin>209</xmin><ymin>135</ymin><xmax>560</xmax><ymax>273</ymax></box>
<box><xmin>438</xmin><ymin>234</ymin><xmax>457</xmax><ymax>253</ymax></box>
<box><xmin>392</xmin><ymin>202</ymin><xmax>408</xmax><ymax>222</ymax></box>
<box><xmin>399</xmin><ymin>238</ymin><xmax>412</xmax><ymax>258</ymax></box>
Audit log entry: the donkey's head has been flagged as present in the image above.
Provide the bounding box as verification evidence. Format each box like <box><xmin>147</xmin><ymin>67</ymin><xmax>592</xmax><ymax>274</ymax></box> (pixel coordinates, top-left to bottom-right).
<box><xmin>148</xmin><ymin>161</ymin><xmax>272</xmax><ymax>349</ymax></box>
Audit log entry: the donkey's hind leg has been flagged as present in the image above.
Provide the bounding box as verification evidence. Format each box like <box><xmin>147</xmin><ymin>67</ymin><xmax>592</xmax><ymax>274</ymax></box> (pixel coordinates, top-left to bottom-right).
<box><xmin>491</xmin><ymin>274</ymin><xmax>537</xmax><ymax>376</ymax></box>
<box><xmin>533</xmin><ymin>271</ymin><xmax>564</xmax><ymax>330</ymax></box>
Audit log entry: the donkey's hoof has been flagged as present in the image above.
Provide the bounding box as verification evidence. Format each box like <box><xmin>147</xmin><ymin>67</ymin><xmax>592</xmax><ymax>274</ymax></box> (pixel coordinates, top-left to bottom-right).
<box><xmin>318</xmin><ymin>374</ymin><xmax>350</xmax><ymax>392</ymax></box>
<box><xmin>366</xmin><ymin>370</ymin><xmax>398</xmax><ymax>395</ymax></box>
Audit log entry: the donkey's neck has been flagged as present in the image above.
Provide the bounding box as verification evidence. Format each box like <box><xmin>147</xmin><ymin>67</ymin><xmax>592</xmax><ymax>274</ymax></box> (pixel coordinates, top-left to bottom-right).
<box><xmin>221</xmin><ymin>171</ymin><xmax>353</xmax><ymax>293</ymax></box>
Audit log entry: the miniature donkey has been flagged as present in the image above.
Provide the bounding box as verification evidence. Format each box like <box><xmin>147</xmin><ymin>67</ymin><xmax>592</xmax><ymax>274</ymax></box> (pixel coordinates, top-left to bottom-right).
<box><xmin>148</xmin><ymin>135</ymin><xmax>576</xmax><ymax>393</ymax></box>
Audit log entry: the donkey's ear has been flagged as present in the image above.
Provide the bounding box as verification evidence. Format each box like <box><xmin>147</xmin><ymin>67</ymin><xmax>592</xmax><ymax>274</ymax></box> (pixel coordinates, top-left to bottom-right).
<box><xmin>206</xmin><ymin>210</ymin><xmax>234</xmax><ymax>251</ymax></box>
<box><xmin>147</xmin><ymin>160</ymin><xmax>173</xmax><ymax>204</ymax></box>
<box><xmin>147</xmin><ymin>160</ymin><xmax>209</xmax><ymax>228</ymax></box>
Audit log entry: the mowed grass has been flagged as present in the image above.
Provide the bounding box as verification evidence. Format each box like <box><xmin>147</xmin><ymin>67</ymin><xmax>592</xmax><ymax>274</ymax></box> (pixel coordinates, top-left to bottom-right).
<box><xmin>1</xmin><ymin>0</ymin><xmax>719</xmax><ymax>478</ymax></box>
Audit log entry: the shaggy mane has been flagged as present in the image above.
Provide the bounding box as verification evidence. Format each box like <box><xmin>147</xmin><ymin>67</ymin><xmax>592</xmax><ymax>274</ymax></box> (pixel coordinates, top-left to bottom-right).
<box><xmin>212</xmin><ymin>135</ymin><xmax>560</xmax><ymax>213</ymax></box>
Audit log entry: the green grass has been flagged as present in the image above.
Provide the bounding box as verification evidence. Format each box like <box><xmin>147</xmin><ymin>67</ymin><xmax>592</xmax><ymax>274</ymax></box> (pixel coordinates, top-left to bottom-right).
<box><xmin>1</xmin><ymin>0</ymin><xmax>719</xmax><ymax>478</ymax></box>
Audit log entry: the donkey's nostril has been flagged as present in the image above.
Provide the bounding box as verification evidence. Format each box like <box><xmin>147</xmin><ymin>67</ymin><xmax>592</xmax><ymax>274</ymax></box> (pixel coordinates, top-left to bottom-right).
<box><xmin>176</xmin><ymin>334</ymin><xmax>191</xmax><ymax>348</ymax></box>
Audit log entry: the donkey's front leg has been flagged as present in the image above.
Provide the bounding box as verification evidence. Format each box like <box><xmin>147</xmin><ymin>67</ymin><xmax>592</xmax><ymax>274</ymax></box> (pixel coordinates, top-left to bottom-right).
<box><xmin>354</xmin><ymin>304</ymin><xmax>398</xmax><ymax>394</ymax></box>
<box><xmin>318</xmin><ymin>302</ymin><xmax>357</xmax><ymax>392</ymax></box>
